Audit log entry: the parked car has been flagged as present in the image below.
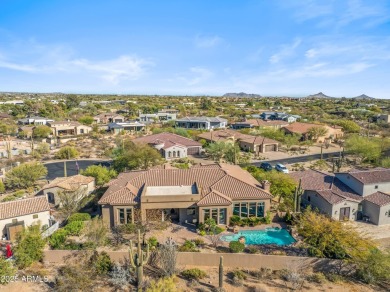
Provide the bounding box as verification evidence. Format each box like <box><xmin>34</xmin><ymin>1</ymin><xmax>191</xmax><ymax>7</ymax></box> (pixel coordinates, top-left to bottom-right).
<box><xmin>275</xmin><ymin>163</ymin><xmax>289</xmax><ymax>173</ymax></box>
<box><xmin>259</xmin><ymin>162</ymin><xmax>273</xmax><ymax>171</ymax></box>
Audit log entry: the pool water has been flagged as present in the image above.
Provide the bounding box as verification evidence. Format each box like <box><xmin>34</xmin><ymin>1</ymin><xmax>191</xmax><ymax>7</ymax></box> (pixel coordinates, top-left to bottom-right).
<box><xmin>220</xmin><ymin>228</ymin><xmax>296</xmax><ymax>245</ymax></box>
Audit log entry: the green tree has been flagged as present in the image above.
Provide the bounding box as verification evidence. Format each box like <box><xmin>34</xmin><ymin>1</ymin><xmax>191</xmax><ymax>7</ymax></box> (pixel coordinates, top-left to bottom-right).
<box><xmin>307</xmin><ymin>126</ymin><xmax>328</xmax><ymax>141</ymax></box>
<box><xmin>335</xmin><ymin>120</ymin><xmax>360</xmax><ymax>133</ymax></box>
<box><xmin>5</xmin><ymin>162</ymin><xmax>48</xmax><ymax>189</ymax></box>
<box><xmin>0</xmin><ymin>181</ymin><xmax>5</xmax><ymax>193</ymax></box>
<box><xmin>283</xmin><ymin>134</ymin><xmax>300</xmax><ymax>150</ymax></box>
<box><xmin>206</xmin><ymin>141</ymin><xmax>227</xmax><ymax>162</ymax></box>
<box><xmin>57</xmin><ymin>189</ymin><xmax>86</xmax><ymax>220</ymax></box>
<box><xmin>297</xmin><ymin>208</ymin><xmax>375</xmax><ymax>259</ymax></box>
<box><xmin>36</xmin><ymin>142</ymin><xmax>50</xmax><ymax>155</ymax></box>
<box><xmin>113</xmin><ymin>141</ymin><xmax>163</xmax><ymax>172</ymax></box>
<box><xmin>200</xmin><ymin>97</ymin><xmax>213</xmax><ymax>110</ymax></box>
<box><xmin>32</xmin><ymin>125</ymin><xmax>52</xmax><ymax>138</ymax></box>
<box><xmin>55</xmin><ymin>146</ymin><xmax>79</xmax><ymax>159</ymax></box>
<box><xmin>345</xmin><ymin>135</ymin><xmax>381</xmax><ymax>163</ymax></box>
<box><xmin>78</xmin><ymin>116</ymin><xmax>94</xmax><ymax>125</ymax></box>
<box><xmin>81</xmin><ymin>165</ymin><xmax>117</xmax><ymax>186</ymax></box>
<box><xmin>65</xmin><ymin>95</ymin><xmax>81</xmax><ymax>109</ymax></box>
<box><xmin>0</xmin><ymin>256</ymin><xmax>16</xmax><ymax>285</ymax></box>
<box><xmin>14</xmin><ymin>224</ymin><xmax>46</xmax><ymax>268</ymax></box>
<box><xmin>0</xmin><ymin>121</ymin><xmax>17</xmax><ymax>135</ymax></box>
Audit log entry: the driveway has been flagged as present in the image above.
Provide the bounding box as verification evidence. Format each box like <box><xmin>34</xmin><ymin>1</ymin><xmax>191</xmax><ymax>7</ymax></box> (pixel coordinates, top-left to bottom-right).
<box><xmin>347</xmin><ymin>221</ymin><xmax>390</xmax><ymax>249</ymax></box>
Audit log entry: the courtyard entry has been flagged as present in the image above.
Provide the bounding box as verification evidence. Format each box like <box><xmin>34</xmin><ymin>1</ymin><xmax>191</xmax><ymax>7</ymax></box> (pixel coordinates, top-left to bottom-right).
<box><xmin>339</xmin><ymin>207</ymin><xmax>350</xmax><ymax>220</ymax></box>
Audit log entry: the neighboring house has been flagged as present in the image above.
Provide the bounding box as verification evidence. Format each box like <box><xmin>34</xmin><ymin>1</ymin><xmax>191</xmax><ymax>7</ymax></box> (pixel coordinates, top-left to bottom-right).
<box><xmin>108</xmin><ymin>121</ymin><xmax>146</xmax><ymax>134</ymax></box>
<box><xmin>18</xmin><ymin>116</ymin><xmax>54</xmax><ymax>125</ymax></box>
<box><xmin>93</xmin><ymin>113</ymin><xmax>125</xmax><ymax>124</ymax></box>
<box><xmin>176</xmin><ymin>117</ymin><xmax>227</xmax><ymax>130</ymax></box>
<box><xmin>98</xmin><ymin>163</ymin><xmax>272</xmax><ymax>227</ymax></box>
<box><xmin>18</xmin><ymin>126</ymin><xmax>34</xmax><ymax>138</ymax></box>
<box><xmin>132</xmin><ymin>132</ymin><xmax>202</xmax><ymax>159</ymax></box>
<box><xmin>290</xmin><ymin>168</ymin><xmax>390</xmax><ymax>225</ymax></box>
<box><xmin>282</xmin><ymin>122</ymin><xmax>343</xmax><ymax>143</ymax></box>
<box><xmin>138</xmin><ymin>112</ymin><xmax>177</xmax><ymax>122</ymax></box>
<box><xmin>0</xmin><ymin>196</ymin><xmax>52</xmax><ymax>241</ymax></box>
<box><xmin>0</xmin><ymin>100</ymin><xmax>24</xmax><ymax>105</ymax></box>
<box><xmin>259</xmin><ymin>111</ymin><xmax>300</xmax><ymax>122</ymax></box>
<box><xmin>377</xmin><ymin>114</ymin><xmax>390</xmax><ymax>123</ymax></box>
<box><xmin>198</xmin><ymin>129</ymin><xmax>279</xmax><ymax>154</ymax></box>
<box><xmin>231</xmin><ymin>119</ymin><xmax>289</xmax><ymax>130</ymax></box>
<box><xmin>0</xmin><ymin>113</ymin><xmax>13</xmax><ymax>120</ymax></box>
<box><xmin>48</xmin><ymin>121</ymin><xmax>92</xmax><ymax>136</ymax></box>
<box><xmin>41</xmin><ymin>174</ymin><xmax>95</xmax><ymax>206</ymax></box>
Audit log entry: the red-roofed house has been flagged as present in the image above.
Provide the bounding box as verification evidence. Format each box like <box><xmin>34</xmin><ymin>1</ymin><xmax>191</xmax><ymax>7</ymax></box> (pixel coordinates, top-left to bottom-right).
<box><xmin>98</xmin><ymin>163</ymin><xmax>272</xmax><ymax>227</ymax></box>
<box><xmin>132</xmin><ymin>132</ymin><xmax>202</xmax><ymax>159</ymax></box>
<box><xmin>282</xmin><ymin>122</ymin><xmax>343</xmax><ymax>143</ymax></box>
<box><xmin>290</xmin><ymin>168</ymin><xmax>390</xmax><ymax>225</ymax></box>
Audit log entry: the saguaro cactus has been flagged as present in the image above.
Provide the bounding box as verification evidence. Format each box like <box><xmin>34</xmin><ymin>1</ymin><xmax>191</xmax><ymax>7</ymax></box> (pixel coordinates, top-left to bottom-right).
<box><xmin>219</xmin><ymin>256</ymin><xmax>224</xmax><ymax>290</ymax></box>
<box><xmin>129</xmin><ymin>229</ymin><xmax>150</xmax><ymax>290</ymax></box>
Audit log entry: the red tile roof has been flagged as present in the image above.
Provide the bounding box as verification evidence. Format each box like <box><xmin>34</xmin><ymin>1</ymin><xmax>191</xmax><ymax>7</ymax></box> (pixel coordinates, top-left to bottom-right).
<box><xmin>132</xmin><ymin>132</ymin><xmax>201</xmax><ymax>150</ymax></box>
<box><xmin>364</xmin><ymin>191</ymin><xmax>390</xmax><ymax>207</ymax></box>
<box><xmin>290</xmin><ymin>169</ymin><xmax>363</xmax><ymax>204</ymax></box>
<box><xmin>99</xmin><ymin>163</ymin><xmax>272</xmax><ymax>206</ymax></box>
<box><xmin>346</xmin><ymin>168</ymin><xmax>390</xmax><ymax>184</ymax></box>
<box><xmin>197</xmin><ymin>129</ymin><xmax>278</xmax><ymax>145</ymax></box>
<box><xmin>0</xmin><ymin>197</ymin><xmax>50</xmax><ymax>220</ymax></box>
<box><xmin>282</xmin><ymin>122</ymin><xmax>326</xmax><ymax>134</ymax></box>
<box><xmin>42</xmin><ymin>175</ymin><xmax>94</xmax><ymax>191</ymax></box>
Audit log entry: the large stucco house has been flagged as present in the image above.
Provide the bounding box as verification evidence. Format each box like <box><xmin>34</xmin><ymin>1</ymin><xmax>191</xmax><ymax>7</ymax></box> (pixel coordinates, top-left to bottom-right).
<box><xmin>98</xmin><ymin>163</ymin><xmax>272</xmax><ymax>227</ymax></box>
<box><xmin>198</xmin><ymin>129</ymin><xmax>279</xmax><ymax>154</ymax></box>
<box><xmin>0</xmin><ymin>197</ymin><xmax>52</xmax><ymax>241</ymax></box>
<box><xmin>290</xmin><ymin>168</ymin><xmax>390</xmax><ymax>225</ymax></box>
<box><xmin>47</xmin><ymin>121</ymin><xmax>92</xmax><ymax>136</ymax></box>
<box><xmin>282</xmin><ymin>122</ymin><xmax>343</xmax><ymax>143</ymax></box>
<box><xmin>132</xmin><ymin>132</ymin><xmax>202</xmax><ymax>159</ymax></box>
<box><xmin>175</xmin><ymin>116</ymin><xmax>227</xmax><ymax>130</ymax></box>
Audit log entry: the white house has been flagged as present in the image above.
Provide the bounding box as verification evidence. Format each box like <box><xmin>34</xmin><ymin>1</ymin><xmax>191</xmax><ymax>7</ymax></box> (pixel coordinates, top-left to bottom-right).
<box><xmin>0</xmin><ymin>197</ymin><xmax>52</xmax><ymax>241</ymax></box>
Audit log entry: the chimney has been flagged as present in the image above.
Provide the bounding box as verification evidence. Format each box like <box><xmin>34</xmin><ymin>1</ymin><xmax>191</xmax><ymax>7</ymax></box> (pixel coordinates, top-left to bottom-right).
<box><xmin>261</xmin><ymin>180</ymin><xmax>271</xmax><ymax>192</ymax></box>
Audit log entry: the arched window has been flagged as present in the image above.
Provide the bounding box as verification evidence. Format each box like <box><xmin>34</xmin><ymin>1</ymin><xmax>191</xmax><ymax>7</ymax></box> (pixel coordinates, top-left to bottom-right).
<box><xmin>177</xmin><ymin>151</ymin><xmax>180</xmax><ymax>157</ymax></box>
<box><xmin>168</xmin><ymin>151</ymin><xmax>171</xmax><ymax>158</ymax></box>
<box><xmin>173</xmin><ymin>151</ymin><xmax>176</xmax><ymax>158</ymax></box>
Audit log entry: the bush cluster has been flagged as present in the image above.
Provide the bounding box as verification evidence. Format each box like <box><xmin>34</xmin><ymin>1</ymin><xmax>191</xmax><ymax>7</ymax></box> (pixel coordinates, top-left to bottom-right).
<box><xmin>229</xmin><ymin>241</ymin><xmax>245</xmax><ymax>253</ymax></box>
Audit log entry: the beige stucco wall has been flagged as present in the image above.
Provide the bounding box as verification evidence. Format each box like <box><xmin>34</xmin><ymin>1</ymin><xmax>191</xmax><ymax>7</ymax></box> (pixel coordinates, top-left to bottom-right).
<box><xmin>164</xmin><ymin>145</ymin><xmax>187</xmax><ymax>159</ymax></box>
<box><xmin>43</xmin><ymin>250</ymin><xmax>337</xmax><ymax>271</ymax></box>
<box><xmin>331</xmin><ymin>200</ymin><xmax>359</xmax><ymax>221</ymax></box>
<box><xmin>0</xmin><ymin>211</ymin><xmax>51</xmax><ymax>239</ymax></box>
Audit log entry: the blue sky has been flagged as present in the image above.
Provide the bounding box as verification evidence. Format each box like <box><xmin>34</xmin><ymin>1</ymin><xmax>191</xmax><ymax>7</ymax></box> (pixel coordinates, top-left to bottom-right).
<box><xmin>0</xmin><ymin>0</ymin><xmax>389</xmax><ymax>97</ymax></box>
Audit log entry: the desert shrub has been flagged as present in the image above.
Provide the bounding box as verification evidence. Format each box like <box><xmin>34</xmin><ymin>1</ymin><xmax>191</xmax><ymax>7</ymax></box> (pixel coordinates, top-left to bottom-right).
<box><xmin>353</xmin><ymin>248</ymin><xmax>390</xmax><ymax>285</ymax></box>
<box><xmin>146</xmin><ymin>276</ymin><xmax>177</xmax><ymax>292</ymax></box>
<box><xmin>68</xmin><ymin>213</ymin><xmax>91</xmax><ymax>222</ymax></box>
<box><xmin>306</xmin><ymin>272</ymin><xmax>326</xmax><ymax>284</ymax></box>
<box><xmin>251</xmin><ymin>267</ymin><xmax>273</xmax><ymax>280</ymax></box>
<box><xmin>247</xmin><ymin>246</ymin><xmax>259</xmax><ymax>254</ymax></box>
<box><xmin>198</xmin><ymin>230</ymin><xmax>206</xmax><ymax>236</ymax></box>
<box><xmin>91</xmin><ymin>251</ymin><xmax>112</xmax><ymax>275</ymax></box>
<box><xmin>64</xmin><ymin>221</ymin><xmax>84</xmax><ymax>236</ymax></box>
<box><xmin>214</xmin><ymin>226</ymin><xmax>225</xmax><ymax>234</ymax></box>
<box><xmin>49</xmin><ymin>229</ymin><xmax>69</xmax><ymax>249</ymax></box>
<box><xmin>229</xmin><ymin>241</ymin><xmax>245</xmax><ymax>253</ymax></box>
<box><xmin>326</xmin><ymin>273</ymin><xmax>344</xmax><ymax>283</ymax></box>
<box><xmin>0</xmin><ymin>256</ymin><xmax>16</xmax><ymax>285</ymax></box>
<box><xmin>178</xmin><ymin>240</ymin><xmax>199</xmax><ymax>252</ymax></box>
<box><xmin>233</xmin><ymin>269</ymin><xmax>247</xmax><ymax>280</ymax></box>
<box><xmin>13</xmin><ymin>225</ymin><xmax>46</xmax><ymax>269</ymax></box>
<box><xmin>193</xmin><ymin>238</ymin><xmax>205</xmax><ymax>247</ymax></box>
<box><xmin>229</xmin><ymin>215</ymin><xmax>241</xmax><ymax>226</ymax></box>
<box><xmin>264</xmin><ymin>211</ymin><xmax>271</xmax><ymax>224</ymax></box>
<box><xmin>148</xmin><ymin>237</ymin><xmax>158</xmax><ymax>248</ymax></box>
<box><xmin>181</xmin><ymin>268</ymin><xmax>207</xmax><ymax>280</ymax></box>
<box><xmin>109</xmin><ymin>263</ymin><xmax>133</xmax><ymax>289</ymax></box>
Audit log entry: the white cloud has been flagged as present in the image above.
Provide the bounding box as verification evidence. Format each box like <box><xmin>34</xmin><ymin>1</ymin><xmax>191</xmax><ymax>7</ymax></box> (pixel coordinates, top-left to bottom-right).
<box><xmin>0</xmin><ymin>39</ymin><xmax>152</xmax><ymax>84</ymax></box>
<box><xmin>176</xmin><ymin>66</ymin><xmax>213</xmax><ymax>86</ymax></box>
<box><xmin>194</xmin><ymin>35</ymin><xmax>223</xmax><ymax>48</ymax></box>
<box><xmin>269</xmin><ymin>38</ymin><xmax>301</xmax><ymax>63</ymax></box>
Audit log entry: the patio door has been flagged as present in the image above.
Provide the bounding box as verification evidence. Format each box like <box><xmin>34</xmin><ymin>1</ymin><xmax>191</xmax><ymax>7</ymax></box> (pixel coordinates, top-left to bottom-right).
<box><xmin>339</xmin><ymin>207</ymin><xmax>350</xmax><ymax>221</ymax></box>
<box><xmin>219</xmin><ymin>209</ymin><xmax>227</xmax><ymax>225</ymax></box>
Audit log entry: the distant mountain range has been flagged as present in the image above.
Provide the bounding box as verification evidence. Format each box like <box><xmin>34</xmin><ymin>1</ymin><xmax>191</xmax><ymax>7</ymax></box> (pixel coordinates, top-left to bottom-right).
<box><xmin>222</xmin><ymin>92</ymin><xmax>262</xmax><ymax>98</ymax></box>
<box><xmin>222</xmin><ymin>92</ymin><xmax>375</xmax><ymax>99</ymax></box>
<box><xmin>305</xmin><ymin>92</ymin><xmax>375</xmax><ymax>100</ymax></box>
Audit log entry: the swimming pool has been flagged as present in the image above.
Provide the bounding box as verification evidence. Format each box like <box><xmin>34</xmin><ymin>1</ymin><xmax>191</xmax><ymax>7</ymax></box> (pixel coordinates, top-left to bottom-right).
<box><xmin>220</xmin><ymin>228</ymin><xmax>296</xmax><ymax>245</ymax></box>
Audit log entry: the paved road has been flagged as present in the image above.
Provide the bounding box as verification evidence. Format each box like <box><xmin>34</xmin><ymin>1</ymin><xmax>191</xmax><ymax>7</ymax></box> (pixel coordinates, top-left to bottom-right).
<box><xmin>44</xmin><ymin>160</ymin><xmax>111</xmax><ymax>180</ymax></box>
<box><xmin>251</xmin><ymin>151</ymin><xmax>341</xmax><ymax>167</ymax></box>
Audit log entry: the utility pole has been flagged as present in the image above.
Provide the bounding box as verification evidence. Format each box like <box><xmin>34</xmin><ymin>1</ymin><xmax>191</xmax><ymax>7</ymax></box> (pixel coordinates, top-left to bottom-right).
<box><xmin>320</xmin><ymin>144</ymin><xmax>323</xmax><ymax>160</ymax></box>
